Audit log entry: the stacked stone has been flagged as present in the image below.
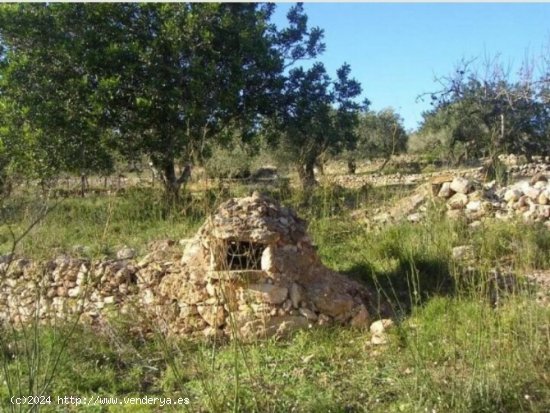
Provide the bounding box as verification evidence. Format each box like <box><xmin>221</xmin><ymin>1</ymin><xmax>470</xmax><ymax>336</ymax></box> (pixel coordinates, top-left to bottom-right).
<box><xmin>497</xmin><ymin>174</ymin><xmax>550</xmax><ymax>223</ymax></box>
<box><xmin>0</xmin><ymin>193</ymin><xmax>380</xmax><ymax>340</ymax></box>
<box><xmin>498</xmin><ymin>153</ymin><xmax>550</xmax><ymax>172</ymax></box>
<box><xmin>0</xmin><ymin>257</ymin><xmax>39</xmax><ymax>324</ymax></box>
<box><xmin>0</xmin><ymin>249</ymin><xmax>170</xmax><ymax>331</ymax></box>
<box><xmin>157</xmin><ymin>192</ymin><xmax>376</xmax><ymax>340</ymax></box>
<box><xmin>433</xmin><ymin>174</ymin><xmax>550</xmax><ymax>227</ymax></box>
<box><xmin>0</xmin><ymin>254</ymin><xmax>147</xmax><ymax>326</ymax></box>
<box><xmin>508</xmin><ymin>162</ymin><xmax>550</xmax><ymax>178</ymax></box>
<box><xmin>331</xmin><ymin>172</ymin><xmax>424</xmax><ymax>189</ymax></box>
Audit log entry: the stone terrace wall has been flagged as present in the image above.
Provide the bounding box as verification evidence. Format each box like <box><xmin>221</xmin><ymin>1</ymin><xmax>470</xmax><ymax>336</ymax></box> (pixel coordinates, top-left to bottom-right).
<box><xmin>0</xmin><ymin>194</ymin><xmax>381</xmax><ymax>340</ymax></box>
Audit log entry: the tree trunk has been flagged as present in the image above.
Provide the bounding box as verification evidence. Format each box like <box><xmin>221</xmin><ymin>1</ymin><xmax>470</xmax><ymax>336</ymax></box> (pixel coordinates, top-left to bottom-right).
<box><xmin>347</xmin><ymin>159</ymin><xmax>357</xmax><ymax>174</ymax></box>
<box><xmin>378</xmin><ymin>156</ymin><xmax>391</xmax><ymax>172</ymax></box>
<box><xmin>161</xmin><ymin>160</ymin><xmax>180</xmax><ymax>202</ymax></box>
<box><xmin>315</xmin><ymin>159</ymin><xmax>325</xmax><ymax>176</ymax></box>
<box><xmin>80</xmin><ymin>174</ymin><xmax>88</xmax><ymax>198</ymax></box>
<box><xmin>297</xmin><ymin>161</ymin><xmax>316</xmax><ymax>190</ymax></box>
<box><xmin>158</xmin><ymin>158</ymin><xmax>192</xmax><ymax>202</ymax></box>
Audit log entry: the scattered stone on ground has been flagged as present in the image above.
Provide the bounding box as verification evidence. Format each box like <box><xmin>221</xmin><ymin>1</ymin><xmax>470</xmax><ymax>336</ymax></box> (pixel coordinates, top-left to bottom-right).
<box><xmin>369</xmin><ymin>318</ymin><xmax>394</xmax><ymax>345</ymax></box>
<box><xmin>452</xmin><ymin>245</ymin><xmax>475</xmax><ymax>262</ymax></box>
<box><xmin>116</xmin><ymin>246</ymin><xmax>136</xmax><ymax>260</ymax></box>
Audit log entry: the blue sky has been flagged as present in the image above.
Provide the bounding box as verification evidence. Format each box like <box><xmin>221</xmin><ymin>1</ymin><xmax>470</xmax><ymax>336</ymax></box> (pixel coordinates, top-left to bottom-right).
<box><xmin>272</xmin><ymin>3</ymin><xmax>550</xmax><ymax>131</ymax></box>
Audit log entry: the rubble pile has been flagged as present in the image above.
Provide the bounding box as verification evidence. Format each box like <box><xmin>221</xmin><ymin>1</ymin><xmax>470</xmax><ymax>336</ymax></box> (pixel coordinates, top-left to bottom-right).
<box><xmin>368</xmin><ymin>170</ymin><xmax>550</xmax><ymax>228</ymax></box>
<box><xmin>432</xmin><ymin>173</ymin><xmax>550</xmax><ymax>227</ymax></box>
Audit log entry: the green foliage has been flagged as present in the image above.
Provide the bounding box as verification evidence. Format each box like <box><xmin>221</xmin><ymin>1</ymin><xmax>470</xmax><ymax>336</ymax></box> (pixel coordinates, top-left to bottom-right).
<box><xmin>0</xmin><ymin>190</ymin><xmax>202</xmax><ymax>259</ymax></box>
<box><xmin>204</xmin><ymin>141</ymin><xmax>252</xmax><ymax>180</ymax></box>
<box><xmin>269</xmin><ymin>62</ymin><xmax>365</xmax><ymax>188</ymax></box>
<box><xmin>0</xmin><ymin>5</ymin><xmax>114</xmax><ymax>180</ymax></box>
<box><xmin>408</xmin><ymin>117</ymin><xmax>462</xmax><ymax>163</ymax></box>
<box><xmin>355</xmin><ymin>108</ymin><xmax>409</xmax><ymax>160</ymax></box>
<box><xmin>416</xmin><ymin>57</ymin><xmax>550</xmax><ymax>163</ymax></box>
<box><xmin>0</xmin><ymin>3</ymin><xmax>324</xmax><ymax>198</ymax></box>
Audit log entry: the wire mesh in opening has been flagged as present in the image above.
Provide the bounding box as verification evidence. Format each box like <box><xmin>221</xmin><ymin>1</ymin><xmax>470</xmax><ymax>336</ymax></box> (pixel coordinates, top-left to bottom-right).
<box><xmin>224</xmin><ymin>240</ymin><xmax>264</xmax><ymax>270</ymax></box>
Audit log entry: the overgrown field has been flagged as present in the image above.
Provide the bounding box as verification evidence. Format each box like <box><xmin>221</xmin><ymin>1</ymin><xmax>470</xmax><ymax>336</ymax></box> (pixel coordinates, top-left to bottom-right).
<box><xmin>1</xmin><ymin>181</ymin><xmax>549</xmax><ymax>412</ymax></box>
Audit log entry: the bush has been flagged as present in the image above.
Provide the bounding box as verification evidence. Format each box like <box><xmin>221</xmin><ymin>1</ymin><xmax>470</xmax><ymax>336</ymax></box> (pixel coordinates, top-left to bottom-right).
<box><xmin>204</xmin><ymin>144</ymin><xmax>252</xmax><ymax>179</ymax></box>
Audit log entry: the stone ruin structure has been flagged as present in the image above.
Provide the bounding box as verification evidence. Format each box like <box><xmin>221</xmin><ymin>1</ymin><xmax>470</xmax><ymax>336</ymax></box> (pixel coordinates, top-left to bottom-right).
<box><xmin>156</xmin><ymin>192</ymin><xmax>374</xmax><ymax>339</ymax></box>
<box><xmin>0</xmin><ymin>193</ymin><xmax>377</xmax><ymax>340</ymax></box>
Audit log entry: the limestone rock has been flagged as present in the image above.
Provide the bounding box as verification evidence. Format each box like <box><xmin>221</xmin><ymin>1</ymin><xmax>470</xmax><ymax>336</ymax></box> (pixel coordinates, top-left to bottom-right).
<box><xmin>299</xmin><ymin>308</ymin><xmax>317</xmax><ymax>321</ymax></box>
<box><xmin>483</xmin><ymin>180</ymin><xmax>497</xmax><ymax>191</ymax></box>
<box><xmin>533</xmin><ymin>181</ymin><xmax>548</xmax><ymax>190</ymax></box>
<box><xmin>389</xmin><ymin>192</ymin><xmax>426</xmax><ymax>219</ymax></box>
<box><xmin>117</xmin><ymin>247</ymin><xmax>136</xmax><ymax>260</ymax></box>
<box><xmin>197</xmin><ymin>304</ymin><xmax>225</xmax><ymax>327</ymax></box>
<box><xmin>290</xmin><ymin>283</ymin><xmax>303</xmax><ymax>308</ymax></box>
<box><xmin>407</xmin><ymin>212</ymin><xmax>422</xmax><ymax>223</ymax></box>
<box><xmin>246</xmin><ymin>283</ymin><xmax>288</xmax><ymax>305</ymax></box>
<box><xmin>270</xmin><ymin>316</ymin><xmax>310</xmax><ymax>337</ymax></box>
<box><xmin>466</xmin><ymin>200</ymin><xmax>482</xmax><ymax>212</ymax></box>
<box><xmin>450</xmin><ymin>177</ymin><xmax>473</xmax><ymax>194</ymax></box>
<box><xmin>312</xmin><ymin>292</ymin><xmax>354</xmax><ymax>318</ymax></box>
<box><xmin>181</xmin><ymin>288</ymin><xmax>208</xmax><ymax>305</ymax></box>
<box><xmin>437</xmin><ymin>182</ymin><xmax>453</xmax><ymax>198</ymax></box>
<box><xmin>525</xmin><ymin>187</ymin><xmax>541</xmax><ymax>201</ymax></box>
<box><xmin>370</xmin><ymin>318</ymin><xmax>394</xmax><ymax>335</ymax></box>
<box><xmin>447</xmin><ymin>193</ymin><xmax>468</xmax><ymax>209</ymax></box>
<box><xmin>504</xmin><ymin>189</ymin><xmax>522</xmax><ymax>202</ymax></box>
<box><xmin>530</xmin><ymin>172</ymin><xmax>548</xmax><ymax>185</ymax></box>
<box><xmin>67</xmin><ymin>286</ymin><xmax>81</xmax><ymax>298</ymax></box>
<box><xmin>260</xmin><ymin>246</ymin><xmax>277</xmax><ymax>273</ymax></box>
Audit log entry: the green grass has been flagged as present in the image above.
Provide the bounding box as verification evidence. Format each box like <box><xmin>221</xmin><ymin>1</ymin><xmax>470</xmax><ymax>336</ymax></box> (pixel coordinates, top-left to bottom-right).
<box><xmin>0</xmin><ymin>188</ymin><xmax>205</xmax><ymax>259</ymax></box>
<box><xmin>1</xmin><ymin>183</ymin><xmax>549</xmax><ymax>412</ymax></box>
<box><xmin>2</xmin><ymin>297</ymin><xmax>548</xmax><ymax>412</ymax></box>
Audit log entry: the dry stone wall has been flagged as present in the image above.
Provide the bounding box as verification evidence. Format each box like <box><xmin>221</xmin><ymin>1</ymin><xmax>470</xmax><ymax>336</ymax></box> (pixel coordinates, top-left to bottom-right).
<box><xmin>0</xmin><ymin>193</ymin><xmax>380</xmax><ymax>340</ymax></box>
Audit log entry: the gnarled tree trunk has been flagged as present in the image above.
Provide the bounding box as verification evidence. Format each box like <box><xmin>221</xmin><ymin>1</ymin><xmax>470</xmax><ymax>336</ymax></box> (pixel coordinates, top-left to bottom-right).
<box><xmin>154</xmin><ymin>157</ymin><xmax>192</xmax><ymax>202</ymax></box>
<box><xmin>297</xmin><ymin>160</ymin><xmax>317</xmax><ymax>190</ymax></box>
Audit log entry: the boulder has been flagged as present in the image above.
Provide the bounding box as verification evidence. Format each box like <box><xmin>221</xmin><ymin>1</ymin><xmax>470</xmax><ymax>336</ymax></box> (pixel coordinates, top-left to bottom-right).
<box><xmin>504</xmin><ymin>189</ymin><xmax>522</xmax><ymax>203</ymax></box>
<box><xmin>246</xmin><ymin>284</ymin><xmax>288</xmax><ymax>305</ymax></box>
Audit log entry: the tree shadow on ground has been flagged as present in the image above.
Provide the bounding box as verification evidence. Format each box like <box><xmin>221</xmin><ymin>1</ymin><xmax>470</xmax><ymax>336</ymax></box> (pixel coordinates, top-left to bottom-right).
<box><xmin>344</xmin><ymin>256</ymin><xmax>456</xmax><ymax>319</ymax></box>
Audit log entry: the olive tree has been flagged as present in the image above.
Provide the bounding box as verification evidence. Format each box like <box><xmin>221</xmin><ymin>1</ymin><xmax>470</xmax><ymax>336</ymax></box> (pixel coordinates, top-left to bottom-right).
<box><xmin>0</xmin><ymin>3</ymin><xmax>324</xmax><ymax>199</ymax></box>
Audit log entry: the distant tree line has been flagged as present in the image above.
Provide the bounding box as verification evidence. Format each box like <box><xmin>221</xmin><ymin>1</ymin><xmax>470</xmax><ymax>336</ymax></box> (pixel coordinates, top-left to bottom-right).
<box><xmin>2</xmin><ymin>3</ymin><xmax>547</xmax><ymax>200</ymax></box>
